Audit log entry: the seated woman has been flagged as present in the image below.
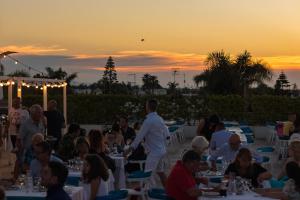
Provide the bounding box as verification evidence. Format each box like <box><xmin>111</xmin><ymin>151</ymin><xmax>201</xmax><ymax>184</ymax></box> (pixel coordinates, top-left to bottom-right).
<box><xmin>225</xmin><ymin>148</ymin><xmax>271</xmax><ymax>188</ymax></box>
<box><xmin>58</xmin><ymin>124</ymin><xmax>81</xmax><ymax>161</ymax></box>
<box><xmin>106</xmin><ymin>124</ymin><xmax>124</xmax><ymax>153</ymax></box>
<box><xmin>283</xmin><ymin>161</ymin><xmax>300</xmax><ymax>200</ymax></box>
<box><xmin>278</xmin><ymin>140</ymin><xmax>300</xmax><ymax>179</ymax></box>
<box><xmin>82</xmin><ymin>154</ymin><xmax>109</xmax><ymax>200</ymax></box>
<box><xmin>256</xmin><ymin>161</ymin><xmax>300</xmax><ymax>200</ymax></box>
<box><xmin>88</xmin><ymin>130</ymin><xmax>116</xmax><ymax>173</ymax></box>
<box><xmin>196</xmin><ymin>114</ymin><xmax>219</xmax><ymax>141</ymax></box>
<box><xmin>0</xmin><ymin>139</ymin><xmax>16</xmax><ymax>184</ymax></box>
<box><xmin>24</xmin><ymin>133</ymin><xmax>44</xmax><ymax>170</ymax></box>
<box><xmin>74</xmin><ymin>137</ymin><xmax>90</xmax><ymax>161</ymax></box>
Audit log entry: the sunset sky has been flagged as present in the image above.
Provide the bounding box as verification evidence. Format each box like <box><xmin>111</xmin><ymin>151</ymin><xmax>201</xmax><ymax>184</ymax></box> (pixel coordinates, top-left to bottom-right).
<box><xmin>1</xmin><ymin>0</ymin><xmax>300</xmax><ymax>87</ymax></box>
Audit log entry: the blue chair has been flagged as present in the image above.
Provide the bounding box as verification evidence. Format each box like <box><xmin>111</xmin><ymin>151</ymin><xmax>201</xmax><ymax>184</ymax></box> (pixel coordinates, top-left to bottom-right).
<box><xmin>127</xmin><ymin>171</ymin><xmax>152</xmax><ymax>199</ymax></box>
<box><xmin>269</xmin><ymin>177</ymin><xmax>288</xmax><ymax>189</ymax></box>
<box><xmin>257</xmin><ymin>147</ymin><xmax>274</xmax><ymax>153</ymax></box>
<box><xmin>7</xmin><ymin>197</ymin><xmax>43</xmax><ymax>200</ymax></box>
<box><xmin>148</xmin><ymin>188</ymin><xmax>172</xmax><ymax>200</ymax></box>
<box><xmin>168</xmin><ymin>126</ymin><xmax>178</xmax><ymax>133</ymax></box>
<box><xmin>128</xmin><ymin>170</ymin><xmax>152</xmax><ymax>179</ymax></box>
<box><xmin>96</xmin><ymin>190</ymin><xmax>128</xmax><ymax>200</ymax></box>
<box><xmin>246</xmin><ymin>135</ymin><xmax>254</xmax><ymax>144</ymax></box>
<box><xmin>66</xmin><ymin>176</ymin><xmax>80</xmax><ymax>186</ymax></box>
<box><xmin>201</xmin><ymin>155</ymin><xmax>208</xmax><ymax>161</ymax></box>
<box><xmin>209</xmin><ymin>177</ymin><xmax>222</xmax><ymax>183</ymax></box>
<box><xmin>240</xmin><ymin>126</ymin><xmax>253</xmax><ymax>134</ymax></box>
<box><xmin>262</xmin><ymin>156</ymin><xmax>270</xmax><ymax>163</ymax></box>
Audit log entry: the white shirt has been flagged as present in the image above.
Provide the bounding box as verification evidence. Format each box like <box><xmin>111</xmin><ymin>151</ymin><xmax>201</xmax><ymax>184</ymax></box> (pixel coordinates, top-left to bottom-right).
<box><xmin>131</xmin><ymin>112</ymin><xmax>170</xmax><ymax>156</ymax></box>
<box><xmin>209</xmin><ymin>143</ymin><xmax>262</xmax><ymax>163</ymax></box>
<box><xmin>8</xmin><ymin>107</ymin><xmax>29</xmax><ymax>135</ymax></box>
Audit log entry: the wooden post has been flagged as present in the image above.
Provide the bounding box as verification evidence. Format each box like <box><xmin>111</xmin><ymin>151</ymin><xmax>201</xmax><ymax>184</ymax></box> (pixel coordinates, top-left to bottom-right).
<box><xmin>17</xmin><ymin>81</ymin><xmax>22</xmax><ymax>99</ymax></box>
<box><xmin>43</xmin><ymin>85</ymin><xmax>47</xmax><ymax>111</ymax></box>
<box><xmin>8</xmin><ymin>81</ymin><xmax>13</xmax><ymax>113</ymax></box>
<box><xmin>63</xmin><ymin>84</ymin><xmax>67</xmax><ymax>128</ymax></box>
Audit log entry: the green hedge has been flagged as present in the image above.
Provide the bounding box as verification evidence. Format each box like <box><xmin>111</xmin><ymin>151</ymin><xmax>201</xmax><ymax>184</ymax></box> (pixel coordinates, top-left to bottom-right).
<box><xmin>20</xmin><ymin>94</ymin><xmax>300</xmax><ymax>125</ymax></box>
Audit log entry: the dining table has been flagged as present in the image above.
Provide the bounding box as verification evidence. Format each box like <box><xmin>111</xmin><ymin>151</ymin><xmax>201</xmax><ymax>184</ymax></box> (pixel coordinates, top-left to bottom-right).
<box><xmin>6</xmin><ymin>185</ymin><xmax>83</xmax><ymax>200</ymax></box>
<box><xmin>200</xmin><ymin>191</ymin><xmax>279</xmax><ymax>200</ymax></box>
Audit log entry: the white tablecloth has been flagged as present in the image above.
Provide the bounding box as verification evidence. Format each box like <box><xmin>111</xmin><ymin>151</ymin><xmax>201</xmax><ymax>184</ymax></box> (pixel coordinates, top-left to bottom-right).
<box><xmin>6</xmin><ymin>186</ymin><xmax>83</xmax><ymax>200</ymax></box>
<box><xmin>200</xmin><ymin>192</ymin><xmax>279</xmax><ymax>200</ymax></box>
<box><xmin>110</xmin><ymin>155</ymin><xmax>126</xmax><ymax>189</ymax></box>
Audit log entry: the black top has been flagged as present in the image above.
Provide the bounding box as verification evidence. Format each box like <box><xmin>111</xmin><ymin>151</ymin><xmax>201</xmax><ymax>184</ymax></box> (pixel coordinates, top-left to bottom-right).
<box><xmin>89</xmin><ymin>149</ymin><xmax>116</xmax><ymax>172</ymax></box>
<box><xmin>46</xmin><ymin>185</ymin><xmax>71</xmax><ymax>200</ymax></box>
<box><xmin>201</xmin><ymin>118</ymin><xmax>215</xmax><ymax>141</ymax></box>
<box><xmin>44</xmin><ymin>110</ymin><xmax>65</xmax><ymax>138</ymax></box>
<box><xmin>122</xmin><ymin>127</ymin><xmax>136</xmax><ymax>142</ymax></box>
<box><xmin>225</xmin><ymin>163</ymin><xmax>267</xmax><ymax>188</ymax></box>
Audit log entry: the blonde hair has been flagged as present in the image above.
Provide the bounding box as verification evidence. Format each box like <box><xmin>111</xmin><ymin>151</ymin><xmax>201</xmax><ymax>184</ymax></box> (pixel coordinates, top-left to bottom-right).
<box><xmin>31</xmin><ymin>133</ymin><xmax>44</xmax><ymax>145</ymax></box>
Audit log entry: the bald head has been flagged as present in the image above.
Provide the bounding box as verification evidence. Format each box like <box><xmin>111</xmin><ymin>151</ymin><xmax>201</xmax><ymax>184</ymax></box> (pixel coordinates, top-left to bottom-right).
<box><xmin>229</xmin><ymin>134</ymin><xmax>241</xmax><ymax>151</ymax></box>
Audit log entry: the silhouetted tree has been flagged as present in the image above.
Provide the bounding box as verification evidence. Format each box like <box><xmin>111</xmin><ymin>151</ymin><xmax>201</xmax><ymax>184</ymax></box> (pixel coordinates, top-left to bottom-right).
<box><xmin>274</xmin><ymin>71</ymin><xmax>290</xmax><ymax>95</ymax></box>
<box><xmin>194</xmin><ymin>50</ymin><xmax>272</xmax><ymax>95</ymax></box>
<box><xmin>102</xmin><ymin>56</ymin><xmax>118</xmax><ymax>94</ymax></box>
<box><xmin>142</xmin><ymin>73</ymin><xmax>161</xmax><ymax>94</ymax></box>
<box><xmin>8</xmin><ymin>69</ymin><xmax>30</xmax><ymax>77</ymax></box>
<box><xmin>167</xmin><ymin>81</ymin><xmax>179</xmax><ymax>95</ymax></box>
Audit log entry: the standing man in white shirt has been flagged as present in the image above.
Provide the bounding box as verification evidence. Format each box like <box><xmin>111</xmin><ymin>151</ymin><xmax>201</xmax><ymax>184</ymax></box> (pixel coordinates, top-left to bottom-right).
<box><xmin>6</xmin><ymin>97</ymin><xmax>29</xmax><ymax>149</ymax></box>
<box><xmin>125</xmin><ymin>99</ymin><xmax>170</xmax><ymax>187</ymax></box>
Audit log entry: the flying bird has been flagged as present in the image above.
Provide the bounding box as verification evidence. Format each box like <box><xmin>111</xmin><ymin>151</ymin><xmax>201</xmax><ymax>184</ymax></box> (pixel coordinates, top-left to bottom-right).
<box><xmin>141</xmin><ymin>38</ymin><xmax>145</xmax><ymax>42</ymax></box>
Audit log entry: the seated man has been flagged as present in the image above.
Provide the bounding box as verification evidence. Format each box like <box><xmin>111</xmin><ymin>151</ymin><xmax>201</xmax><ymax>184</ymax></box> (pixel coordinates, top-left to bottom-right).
<box><xmin>41</xmin><ymin>161</ymin><xmax>71</xmax><ymax>200</ymax></box>
<box><xmin>209</xmin><ymin>134</ymin><xmax>261</xmax><ymax>170</ymax></box>
<box><xmin>30</xmin><ymin>141</ymin><xmax>62</xmax><ymax>178</ymax></box>
<box><xmin>209</xmin><ymin>122</ymin><xmax>231</xmax><ymax>152</ymax></box>
<box><xmin>166</xmin><ymin>150</ymin><xmax>204</xmax><ymax>200</ymax></box>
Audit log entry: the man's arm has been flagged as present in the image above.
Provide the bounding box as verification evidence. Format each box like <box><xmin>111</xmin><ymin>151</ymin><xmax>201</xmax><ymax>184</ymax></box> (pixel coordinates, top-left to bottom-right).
<box><xmin>186</xmin><ymin>188</ymin><xmax>203</xmax><ymax>197</ymax></box>
<box><xmin>130</xmin><ymin>120</ymin><xmax>150</xmax><ymax>150</ymax></box>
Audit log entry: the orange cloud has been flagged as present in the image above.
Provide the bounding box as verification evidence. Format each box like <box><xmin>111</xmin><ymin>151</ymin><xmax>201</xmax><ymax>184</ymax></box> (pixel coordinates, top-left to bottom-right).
<box><xmin>260</xmin><ymin>56</ymin><xmax>300</xmax><ymax>70</ymax></box>
<box><xmin>0</xmin><ymin>45</ymin><xmax>67</xmax><ymax>54</ymax></box>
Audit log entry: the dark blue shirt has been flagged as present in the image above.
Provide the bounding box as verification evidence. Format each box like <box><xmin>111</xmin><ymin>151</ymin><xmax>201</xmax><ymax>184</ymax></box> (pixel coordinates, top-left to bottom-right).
<box><xmin>46</xmin><ymin>185</ymin><xmax>71</xmax><ymax>200</ymax></box>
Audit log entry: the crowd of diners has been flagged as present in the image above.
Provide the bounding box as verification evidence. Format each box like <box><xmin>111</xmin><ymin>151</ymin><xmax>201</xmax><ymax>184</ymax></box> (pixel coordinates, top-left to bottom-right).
<box><xmin>166</xmin><ymin>113</ymin><xmax>300</xmax><ymax>200</ymax></box>
<box><xmin>0</xmin><ymin>97</ymin><xmax>300</xmax><ymax>200</ymax></box>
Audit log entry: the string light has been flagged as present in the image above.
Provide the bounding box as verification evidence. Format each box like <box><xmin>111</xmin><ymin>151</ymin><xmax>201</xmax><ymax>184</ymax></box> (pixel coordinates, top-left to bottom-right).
<box><xmin>14</xmin><ymin>61</ymin><xmax>18</xmax><ymax>64</ymax></box>
<box><xmin>0</xmin><ymin>80</ymin><xmax>66</xmax><ymax>88</ymax></box>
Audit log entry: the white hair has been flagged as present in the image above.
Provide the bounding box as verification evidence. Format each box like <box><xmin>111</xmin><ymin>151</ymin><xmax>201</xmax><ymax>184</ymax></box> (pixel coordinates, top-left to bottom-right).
<box><xmin>29</xmin><ymin>104</ymin><xmax>43</xmax><ymax>114</ymax></box>
<box><xmin>191</xmin><ymin>136</ymin><xmax>209</xmax><ymax>152</ymax></box>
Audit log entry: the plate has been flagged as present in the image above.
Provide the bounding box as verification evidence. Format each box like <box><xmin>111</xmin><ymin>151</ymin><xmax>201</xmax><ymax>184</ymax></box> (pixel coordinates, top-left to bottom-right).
<box><xmin>203</xmin><ymin>191</ymin><xmax>220</xmax><ymax>197</ymax></box>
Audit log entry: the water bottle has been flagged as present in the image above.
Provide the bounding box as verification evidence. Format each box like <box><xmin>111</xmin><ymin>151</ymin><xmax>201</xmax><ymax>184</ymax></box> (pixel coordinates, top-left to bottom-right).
<box><xmin>25</xmin><ymin>171</ymin><xmax>33</xmax><ymax>193</ymax></box>
<box><xmin>227</xmin><ymin>172</ymin><xmax>237</xmax><ymax>195</ymax></box>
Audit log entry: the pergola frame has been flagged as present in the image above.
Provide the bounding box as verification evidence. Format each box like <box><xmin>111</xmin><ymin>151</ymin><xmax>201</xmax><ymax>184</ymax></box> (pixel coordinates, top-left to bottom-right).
<box><xmin>0</xmin><ymin>76</ymin><xmax>67</xmax><ymax>123</ymax></box>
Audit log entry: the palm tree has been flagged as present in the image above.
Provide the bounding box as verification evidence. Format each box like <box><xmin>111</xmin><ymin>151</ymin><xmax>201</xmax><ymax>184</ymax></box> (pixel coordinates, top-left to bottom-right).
<box><xmin>234</xmin><ymin>50</ymin><xmax>272</xmax><ymax>97</ymax></box>
<box><xmin>8</xmin><ymin>69</ymin><xmax>30</xmax><ymax>77</ymax></box>
<box><xmin>194</xmin><ymin>50</ymin><xmax>236</xmax><ymax>94</ymax></box>
<box><xmin>193</xmin><ymin>50</ymin><xmax>272</xmax><ymax>96</ymax></box>
<box><xmin>34</xmin><ymin>67</ymin><xmax>77</xmax><ymax>86</ymax></box>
